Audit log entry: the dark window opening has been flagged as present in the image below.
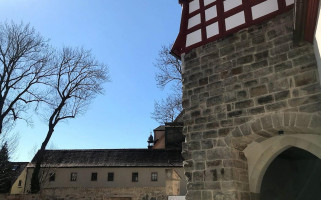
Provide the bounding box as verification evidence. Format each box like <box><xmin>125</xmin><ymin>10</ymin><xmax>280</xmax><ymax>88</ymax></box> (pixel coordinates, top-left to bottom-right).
<box><xmin>132</xmin><ymin>172</ymin><xmax>138</xmax><ymax>182</ymax></box>
<box><xmin>18</xmin><ymin>180</ymin><xmax>22</xmax><ymax>187</ymax></box>
<box><xmin>12</xmin><ymin>165</ymin><xmax>19</xmax><ymax>171</ymax></box>
<box><xmin>91</xmin><ymin>172</ymin><xmax>98</xmax><ymax>181</ymax></box>
<box><xmin>151</xmin><ymin>172</ymin><xmax>158</xmax><ymax>181</ymax></box>
<box><xmin>108</xmin><ymin>172</ymin><xmax>114</xmax><ymax>181</ymax></box>
<box><xmin>49</xmin><ymin>172</ymin><xmax>55</xmax><ymax>182</ymax></box>
<box><xmin>70</xmin><ymin>172</ymin><xmax>77</xmax><ymax>181</ymax></box>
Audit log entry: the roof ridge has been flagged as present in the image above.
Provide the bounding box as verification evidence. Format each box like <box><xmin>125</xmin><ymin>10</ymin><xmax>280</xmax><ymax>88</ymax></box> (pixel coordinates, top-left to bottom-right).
<box><xmin>43</xmin><ymin>148</ymin><xmax>181</xmax><ymax>151</ymax></box>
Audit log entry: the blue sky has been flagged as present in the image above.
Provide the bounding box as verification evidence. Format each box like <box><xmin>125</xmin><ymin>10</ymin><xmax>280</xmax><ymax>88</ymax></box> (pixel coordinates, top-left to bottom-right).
<box><xmin>0</xmin><ymin>0</ymin><xmax>182</xmax><ymax>161</ymax></box>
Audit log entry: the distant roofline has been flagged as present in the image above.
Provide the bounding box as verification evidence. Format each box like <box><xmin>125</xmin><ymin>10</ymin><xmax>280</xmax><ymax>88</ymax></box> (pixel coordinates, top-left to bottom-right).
<box><xmin>39</xmin><ymin>148</ymin><xmax>177</xmax><ymax>151</ymax></box>
<box><xmin>10</xmin><ymin>161</ymin><xmax>29</xmax><ymax>164</ymax></box>
<box><xmin>27</xmin><ymin>165</ymin><xmax>182</xmax><ymax>168</ymax></box>
<box><xmin>153</xmin><ymin>125</ymin><xmax>166</xmax><ymax>131</ymax></box>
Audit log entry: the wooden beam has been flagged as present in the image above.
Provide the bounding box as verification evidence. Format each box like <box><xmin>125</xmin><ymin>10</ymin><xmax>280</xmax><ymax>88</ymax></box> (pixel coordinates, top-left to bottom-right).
<box><xmin>294</xmin><ymin>0</ymin><xmax>320</xmax><ymax>44</ymax></box>
<box><xmin>305</xmin><ymin>0</ymin><xmax>320</xmax><ymax>42</ymax></box>
<box><xmin>293</xmin><ymin>0</ymin><xmax>307</xmax><ymax>44</ymax></box>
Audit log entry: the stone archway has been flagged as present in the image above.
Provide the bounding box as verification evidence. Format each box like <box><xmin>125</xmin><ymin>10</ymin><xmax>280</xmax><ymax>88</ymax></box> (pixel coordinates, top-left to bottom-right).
<box><xmin>230</xmin><ymin>112</ymin><xmax>321</xmax><ymax>142</ymax></box>
<box><xmin>243</xmin><ymin>134</ymin><xmax>321</xmax><ymax>196</ymax></box>
<box><xmin>227</xmin><ymin>112</ymin><xmax>321</xmax><ymax>155</ymax></box>
<box><xmin>227</xmin><ymin>111</ymin><xmax>321</xmax><ymax>199</ymax></box>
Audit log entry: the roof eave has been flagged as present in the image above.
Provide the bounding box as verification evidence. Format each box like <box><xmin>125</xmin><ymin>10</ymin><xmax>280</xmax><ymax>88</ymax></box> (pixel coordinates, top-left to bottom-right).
<box><xmin>27</xmin><ymin>165</ymin><xmax>183</xmax><ymax>168</ymax></box>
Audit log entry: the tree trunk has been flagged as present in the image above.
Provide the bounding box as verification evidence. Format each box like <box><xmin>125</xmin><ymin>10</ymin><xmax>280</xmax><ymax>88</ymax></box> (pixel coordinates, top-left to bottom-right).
<box><xmin>0</xmin><ymin>117</ymin><xmax>3</xmax><ymax>135</ymax></box>
<box><xmin>30</xmin><ymin>126</ymin><xmax>54</xmax><ymax>193</ymax></box>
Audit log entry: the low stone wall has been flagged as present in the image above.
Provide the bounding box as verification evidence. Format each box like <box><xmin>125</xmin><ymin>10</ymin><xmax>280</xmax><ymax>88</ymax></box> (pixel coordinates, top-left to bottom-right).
<box><xmin>3</xmin><ymin>187</ymin><xmax>168</xmax><ymax>200</ymax></box>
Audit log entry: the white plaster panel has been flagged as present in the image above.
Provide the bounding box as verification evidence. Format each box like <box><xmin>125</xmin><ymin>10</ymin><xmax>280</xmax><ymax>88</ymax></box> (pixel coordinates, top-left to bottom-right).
<box><xmin>188</xmin><ymin>14</ymin><xmax>201</xmax><ymax>29</ymax></box>
<box><xmin>168</xmin><ymin>196</ymin><xmax>186</xmax><ymax>200</ymax></box>
<box><xmin>186</xmin><ymin>29</ymin><xmax>202</xmax><ymax>47</ymax></box>
<box><xmin>189</xmin><ymin>0</ymin><xmax>200</xmax><ymax>13</ymax></box>
<box><xmin>251</xmin><ymin>0</ymin><xmax>279</xmax><ymax>20</ymax></box>
<box><xmin>314</xmin><ymin>2</ymin><xmax>321</xmax><ymax>86</ymax></box>
<box><xmin>206</xmin><ymin>22</ymin><xmax>219</xmax><ymax>38</ymax></box>
<box><xmin>225</xmin><ymin>11</ymin><xmax>245</xmax><ymax>30</ymax></box>
<box><xmin>285</xmin><ymin>0</ymin><xmax>294</xmax><ymax>6</ymax></box>
<box><xmin>204</xmin><ymin>0</ymin><xmax>215</xmax><ymax>6</ymax></box>
<box><xmin>205</xmin><ymin>5</ymin><xmax>217</xmax><ymax>21</ymax></box>
<box><xmin>224</xmin><ymin>0</ymin><xmax>242</xmax><ymax>12</ymax></box>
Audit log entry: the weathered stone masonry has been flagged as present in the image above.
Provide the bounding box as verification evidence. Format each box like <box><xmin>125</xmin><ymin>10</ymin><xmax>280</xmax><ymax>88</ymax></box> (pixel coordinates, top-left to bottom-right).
<box><xmin>3</xmin><ymin>187</ymin><xmax>168</xmax><ymax>200</ymax></box>
<box><xmin>181</xmin><ymin>10</ymin><xmax>321</xmax><ymax>200</ymax></box>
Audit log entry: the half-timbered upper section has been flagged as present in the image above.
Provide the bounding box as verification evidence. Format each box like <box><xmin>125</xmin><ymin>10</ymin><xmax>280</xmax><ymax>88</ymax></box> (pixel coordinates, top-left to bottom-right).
<box><xmin>172</xmin><ymin>0</ymin><xmax>294</xmax><ymax>57</ymax></box>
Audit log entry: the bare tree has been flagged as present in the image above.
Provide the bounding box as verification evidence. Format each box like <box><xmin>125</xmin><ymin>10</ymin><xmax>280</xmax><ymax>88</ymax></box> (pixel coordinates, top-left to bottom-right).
<box><xmin>155</xmin><ymin>44</ymin><xmax>182</xmax><ymax>89</ymax></box>
<box><xmin>0</xmin><ymin>22</ymin><xmax>51</xmax><ymax>135</ymax></box>
<box><xmin>30</xmin><ymin>47</ymin><xmax>109</xmax><ymax>193</ymax></box>
<box><xmin>36</xmin><ymin>153</ymin><xmax>56</xmax><ymax>192</ymax></box>
<box><xmin>152</xmin><ymin>44</ymin><xmax>182</xmax><ymax>123</ymax></box>
<box><xmin>151</xmin><ymin>93</ymin><xmax>182</xmax><ymax>124</ymax></box>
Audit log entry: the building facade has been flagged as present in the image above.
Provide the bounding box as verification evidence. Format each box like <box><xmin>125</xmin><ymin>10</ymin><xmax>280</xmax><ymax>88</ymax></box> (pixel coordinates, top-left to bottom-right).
<box><xmin>151</xmin><ymin>122</ymin><xmax>184</xmax><ymax>150</ymax></box>
<box><xmin>172</xmin><ymin>0</ymin><xmax>321</xmax><ymax>199</ymax></box>
<box><xmin>11</xmin><ymin>149</ymin><xmax>187</xmax><ymax>200</ymax></box>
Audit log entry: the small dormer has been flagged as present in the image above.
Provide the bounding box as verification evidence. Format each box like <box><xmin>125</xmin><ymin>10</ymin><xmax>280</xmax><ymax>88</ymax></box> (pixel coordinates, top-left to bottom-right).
<box><xmin>172</xmin><ymin>0</ymin><xmax>295</xmax><ymax>58</ymax></box>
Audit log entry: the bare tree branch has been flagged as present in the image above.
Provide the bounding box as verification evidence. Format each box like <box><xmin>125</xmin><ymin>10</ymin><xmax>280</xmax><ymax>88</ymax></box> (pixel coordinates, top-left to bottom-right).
<box><xmin>152</xmin><ymin>43</ymin><xmax>183</xmax><ymax>123</ymax></box>
<box><xmin>0</xmin><ymin>22</ymin><xmax>52</xmax><ymax>135</ymax></box>
<box><xmin>151</xmin><ymin>91</ymin><xmax>182</xmax><ymax>124</ymax></box>
<box><xmin>154</xmin><ymin>44</ymin><xmax>182</xmax><ymax>89</ymax></box>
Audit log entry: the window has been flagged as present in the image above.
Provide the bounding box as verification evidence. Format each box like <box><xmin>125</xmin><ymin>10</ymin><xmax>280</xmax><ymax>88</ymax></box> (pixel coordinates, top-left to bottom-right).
<box><xmin>12</xmin><ymin>165</ymin><xmax>19</xmax><ymax>171</ymax></box>
<box><xmin>18</xmin><ymin>180</ymin><xmax>22</xmax><ymax>187</ymax></box>
<box><xmin>108</xmin><ymin>172</ymin><xmax>114</xmax><ymax>181</ymax></box>
<box><xmin>70</xmin><ymin>172</ymin><xmax>77</xmax><ymax>181</ymax></box>
<box><xmin>151</xmin><ymin>172</ymin><xmax>158</xmax><ymax>181</ymax></box>
<box><xmin>132</xmin><ymin>172</ymin><xmax>138</xmax><ymax>182</ymax></box>
<box><xmin>49</xmin><ymin>172</ymin><xmax>55</xmax><ymax>182</ymax></box>
<box><xmin>91</xmin><ymin>172</ymin><xmax>98</xmax><ymax>181</ymax></box>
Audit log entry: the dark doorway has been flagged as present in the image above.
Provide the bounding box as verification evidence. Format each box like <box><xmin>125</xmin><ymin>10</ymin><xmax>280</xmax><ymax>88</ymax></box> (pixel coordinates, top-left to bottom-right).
<box><xmin>260</xmin><ymin>147</ymin><xmax>321</xmax><ymax>200</ymax></box>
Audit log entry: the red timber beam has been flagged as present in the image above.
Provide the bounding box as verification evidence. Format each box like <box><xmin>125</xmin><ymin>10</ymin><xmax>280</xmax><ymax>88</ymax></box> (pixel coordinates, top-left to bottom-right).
<box><xmin>172</xmin><ymin>0</ymin><xmax>295</xmax><ymax>58</ymax></box>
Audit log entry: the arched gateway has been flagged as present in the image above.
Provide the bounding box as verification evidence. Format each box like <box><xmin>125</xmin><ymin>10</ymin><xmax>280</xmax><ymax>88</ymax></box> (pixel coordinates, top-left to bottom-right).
<box><xmin>244</xmin><ymin>134</ymin><xmax>321</xmax><ymax>199</ymax></box>
<box><xmin>260</xmin><ymin>147</ymin><xmax>321</xmax><ymax>200</ymax></box>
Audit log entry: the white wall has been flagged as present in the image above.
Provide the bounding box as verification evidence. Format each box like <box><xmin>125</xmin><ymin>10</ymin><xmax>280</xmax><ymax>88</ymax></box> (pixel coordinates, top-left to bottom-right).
<box><xmin>22</xmin><ymin>167</ymin><xmax>186</xmax><ymax>195</ymax></box>
<box><xmin>168</xmin><ymin>196</ymin><xmax>186</xmax><ymax>200</ymax></box>
<box><xmin>314</xmin><ymin>0</ymin><xmax>321</xmax><ymax>85</ymax></box>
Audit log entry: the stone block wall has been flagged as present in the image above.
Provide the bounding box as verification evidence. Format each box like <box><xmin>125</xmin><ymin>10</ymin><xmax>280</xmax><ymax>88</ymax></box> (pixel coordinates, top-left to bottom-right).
<box><xmin>3</xmin><ymin>187</ymin><xmax>168</xmax><ymax>200</ymax></box>
<box><xmin>181</xmin><ymin>10</ymin><xmax>321</xmax><ymax>200</ymax></box>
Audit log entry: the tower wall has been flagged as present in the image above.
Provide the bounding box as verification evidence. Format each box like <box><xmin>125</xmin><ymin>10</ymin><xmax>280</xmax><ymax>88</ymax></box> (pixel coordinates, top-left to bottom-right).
<box><xmin>181</xmin><ymin>10</ymin><xmax>321</xmax><ymax>200</ymax></box>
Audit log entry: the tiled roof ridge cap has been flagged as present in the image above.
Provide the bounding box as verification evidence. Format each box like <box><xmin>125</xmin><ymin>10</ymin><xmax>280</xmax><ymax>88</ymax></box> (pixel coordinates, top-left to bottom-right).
<box><xmin>43</xmin><ymin>148</ymin><xmax>180</xmax><ymax>151</ymax></box>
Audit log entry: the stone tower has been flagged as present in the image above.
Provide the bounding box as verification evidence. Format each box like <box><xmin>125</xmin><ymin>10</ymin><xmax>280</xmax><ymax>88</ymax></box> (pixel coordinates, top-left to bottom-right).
<box><xmin>172</xmin><ymin>0</ymin><xmax>321</xmax><ymax>199</ymax></box>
